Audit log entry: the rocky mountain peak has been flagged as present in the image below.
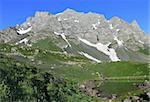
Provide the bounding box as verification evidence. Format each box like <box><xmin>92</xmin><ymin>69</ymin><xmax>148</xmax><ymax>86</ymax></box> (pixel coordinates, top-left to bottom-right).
<box><xmin>0</xmin><ymin>9</ymin><xmax>149</xmax><ymax>51</ymax></box>
<box><xmin>110</xmin><ymin>16</ymin><xmax>123</xmax><ymax>23</ymax></box>
<box><xmin>130</xmin><ymin>20</ymin><xmax>140</xmax><ymax>29</ymax></box>
<box><xmin>63</xmin><ymin>8</ymin><xmax>77</xmax><ymax>13</ymax></box>
<box><xmin>34</xmin><ymin>11</ymin><xmax>52</xmax><ymax>17</ymax></box>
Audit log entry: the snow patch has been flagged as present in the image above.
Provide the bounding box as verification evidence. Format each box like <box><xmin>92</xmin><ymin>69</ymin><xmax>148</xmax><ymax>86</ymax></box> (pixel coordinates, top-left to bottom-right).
<box><xmin>17</xmin><ymin>26</ymin><xmax>32</xmax><ymax>35</ymax></box>
<box><xmin>92</xmin><ymin>24</ymin><xmax>97</xmax><ymax>30</ymax></box>
<box><xmin>79</xmin><ymin>52</ymin><xmax>101</xmax><ymax>63</ymax></box>
<box><xmin>109</xmin><ymin>24</ymin><xmax>113</xmax><ymax>30</ymax></box>
<box><xmin>138</xmin><ymin>40</ymin><xmax>144</xmax><ymax>44</ymax></box>
<box><xmin>74</xmin><ymin>20</ymin><xmax>79</xmax><ymax>23</ymax></box>
<box><xmin>78</xmin><ymin>37</ymin><xmax>95</xmax><ymax>47</ymax></box>
<box><xmin>92</xmin><ymin>20</ymin><xmax>101</xmax><ymax>30</ymax></box>
<box><xmin>96</xmin><ymin>43</ymin><xmax>111</xmax><ymax>55</ymax></box>
<box><xmin>57</xmin><ymin>18</ymin><xmax>62</xmax><ymax>21</ymax></box>
<box><xmin>54</xmin><ymin>32</ymin><xmax>60</xmax><ymax>35</ymax></box>
<box><xmin>114</xmin><ymin>36</ymin><xmax>124</xmax><ymax>46</ymax></box>
<box><xmin>105</xmin><ymin>42</ymin><xmax>112</xmax><ymax>47</ymax></box>
<box><xmin>57</xmin><ymin>17</ymin><xmax>68</xmax><ymax>21</ymax></box>
<box><xmin>54</xmin><ymin>32</ymin><xmax>71</xmax><ymax>47</ymax></box>
<box><xmin>27</xmin><ymin>44</ymin><xmax>32</xmax><ymax>47</ymax></box>
<box><xmin>108</xmin><ymin>48</ymin><xmax>121</xmax><ymax>61</ymax></box>
<box><xmin>63</xmin><ymin>18</ymin><xmax>68</xmax><ymax>20</ymax></box>
<box><xmin>79</xmin><ymin>37</ymin><xmax>120</xmax><ymax>61</ymax></box>
<box><xmin>61</xmin><ymin>34</ymin><xmax>71</xmax><ymax>47</ymax></box>
<box><xmin>116</xmin><ymin>29</ymin><xmax>120</xmax><ymax>32</ymax></box>
<box><xmin>16</xmin><ymin>38</ymin><xmax>28</xmax><ymax>45</ymax></box>
<box><xmin>97</xmin><ymin>20</ymin><xmax>101</xmax><ymax>25</ymax></box>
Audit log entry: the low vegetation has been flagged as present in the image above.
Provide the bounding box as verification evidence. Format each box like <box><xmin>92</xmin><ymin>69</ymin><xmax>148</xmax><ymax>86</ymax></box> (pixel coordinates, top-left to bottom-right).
<box><xmin>0</xmin><ymin>54</ymin><xmax>96</xmax><ymax>102</ymax></box>
<box><xmin>0</xmin><ymin>43</ymin><xmax>149</xmax><ymax>102</ymax></box>
<box><xmin>139</xmin><ymin>47</ymin><xmax>150</xmax><ymax>55</ymax></box>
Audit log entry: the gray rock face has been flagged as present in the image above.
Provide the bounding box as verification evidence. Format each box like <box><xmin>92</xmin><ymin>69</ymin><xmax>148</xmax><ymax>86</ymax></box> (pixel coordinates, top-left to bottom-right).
<box><xmin>0</xmin><ymin>9</ymin><xmax>149</xmax><ymax>51</ymax></box>
<box><xmin>0</xmin><ymin>27</ymin><xmax>27</xmax><ymax>43</ymax></box>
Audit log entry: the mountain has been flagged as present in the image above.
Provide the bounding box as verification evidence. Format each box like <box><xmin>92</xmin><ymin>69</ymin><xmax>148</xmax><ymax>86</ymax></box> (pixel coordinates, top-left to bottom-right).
<box><xmin>0</xmin><ymin>9</ymin><xmax>150</xmax><ymax>101</ymax></box>
<box><xmin>0</xmin><ymin>9</ymin><xmax>149</xmax><ymax>63</ymax></box>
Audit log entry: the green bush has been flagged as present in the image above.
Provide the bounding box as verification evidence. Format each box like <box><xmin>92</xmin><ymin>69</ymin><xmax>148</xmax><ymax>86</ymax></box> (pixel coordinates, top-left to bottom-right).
<box><xmin>0</xmin><ymin>54</ymin><xmax>93</xmax><ymax>102</ymax></box>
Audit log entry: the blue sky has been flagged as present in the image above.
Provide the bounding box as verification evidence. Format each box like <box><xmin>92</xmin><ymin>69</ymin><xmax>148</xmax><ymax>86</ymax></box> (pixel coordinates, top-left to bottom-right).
<box><xmin>0</xmin><ymin>0</ymin><xmax>149</xmax><ymax>33</ymax></box>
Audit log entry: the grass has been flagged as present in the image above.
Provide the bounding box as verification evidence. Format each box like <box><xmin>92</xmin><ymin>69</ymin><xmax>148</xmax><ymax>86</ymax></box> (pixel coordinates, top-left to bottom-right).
<box><xmin>0</xmin><ymin>42</ymin><xmax>149</xmax><ymax>101</ymax></box>
<box><xmin>32</xmin><ymin>37</ymin><xmax>62</xmax><ymax>51</ymax></box>
<box><xmin>0</xmin><ymin>43</ymin><xmax>12</xmax><ymax>53</ymax></box>
<box><xmin>53</xmin><ymin>61</ymin><xmax>149</xmax><ymax>83</ymax></box>
<box><xmin>53</xmin><ymin>64</ymin><xmax>99</xmax><ymax>82</ymax></box>
<box><xmin>96</xmin><ymin>62</ymin><xmax>149</xmax><ymax>77</ymax></box>
<box><xmin>52</xmin><ymin>61</ymin><xmax>149</xmax><ymax>101</ymax></box>
<box><xmin>139</xmin><ymin>47</ymin><xmax>150</xmax><ymax>55</ymax></box>
<box><xmin>96</xmin><ymin>81</ymin><xmax>140</xmax><ymax>97</ymax></box>
<box><xmin>0</xmin><ymin>43</ymin><xmax>149</xmax><ymax>82</ymax></box>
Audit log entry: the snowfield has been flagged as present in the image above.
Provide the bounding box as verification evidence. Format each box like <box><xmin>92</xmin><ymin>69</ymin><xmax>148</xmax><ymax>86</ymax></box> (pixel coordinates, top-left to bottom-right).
<box><xmin>79</xmin><ymin>52</ymin><xmax>101</xmax><ymax>63</ymax></box>
<box><xmin>63</xmin><ymin>18</ymin><xmax>68</xmax><ymax>20</ymax></box>
<box><xmin>79</xmin><ymin>37</ymin><xmax>120</xmax><ymax>61</ymax></box>
<box><xmin>74</xmin><ymin>20</ymin><xmax>79</xmax><ymax>23</ymax></box>
<box><xmin>17</xmin><ymin>26</ymin><xmax>32</xmax><ymax>35</ymax></box>
<box><xmin>78</xmin><ymin>37</ymin><xmax>95</xmax><ymax>47</ymax></box>
<box><xmin>109</xmin><ymin>24</ymin><xmax>113</xmax><ymax>30</ymax></box>
<box><xmin>114</xmin><ymin>36</ymin><xmax>124</xmax><ymax>46</ymax></box>
<box><xmin>92</xmin><ymin>24</ymin><xmax>97</xmax><ymax>30</ymax></box>
<box><xmin>54</xmin><ymin>32</ymin><xmax>71</xmax><ymax>47</ymax></box>
<box><xmin>138</xmin><ymin>40</ymin><xmax>144</xmax><ymax>44</ymax></box>
<box><xmin>57</xmin><ymin>18</ymin><xmax>62</xmax><ymax>21</ymax></box>
<box><xmin>116</xmin><ymin>29</ymin><xmax>120</xmax><ymax>32</ymax></box>
<box><xmin>16</xmin><ymin>38</ymin><xmax>28</xmax><ymax>45</ymax></box>
<box><xmin>108</xmin><ymin>48</ymin><xmax>121</xmax><ymax>61</ymax></box>
<box><xmin>92</xmin><ymin>20</ymin><xmax>101</xmax><ymax>30</ymax></box>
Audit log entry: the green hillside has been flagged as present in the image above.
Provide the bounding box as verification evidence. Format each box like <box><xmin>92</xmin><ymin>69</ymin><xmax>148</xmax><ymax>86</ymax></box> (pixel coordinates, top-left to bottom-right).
<box><xmin>0</xmin><ymin>42</ymin><xmax>149</xmax><ymax>102</ymax></box>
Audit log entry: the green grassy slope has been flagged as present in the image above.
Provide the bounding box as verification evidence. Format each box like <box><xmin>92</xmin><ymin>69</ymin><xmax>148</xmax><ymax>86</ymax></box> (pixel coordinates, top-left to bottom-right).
<box><xmin>32</xmin><ymin>37</ymin><xmax>62</xmax><ymax>51</ymax></box>
<box><xmin>0</xmin><ymin>43</ymin><xmax>149</xmax><ymax>83</ymax></box>
<box><xmin>53</xmin><ymin>61</ymin><xmax>149</xmax><ymax>83</ymax></box>
<box><xmin>139</xmin><ymin>47</ymin><xmax>150</xmax><ymax>55</ymax></box>
<box><xmin>0</xmin><ymin>42</ymin><xmax>149</xmax><ymax>102</ymax></box>
<box><xmin>0</xmin><ymin>54</ymin><xmax>96</xmax><ymax>102</ymax></box>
